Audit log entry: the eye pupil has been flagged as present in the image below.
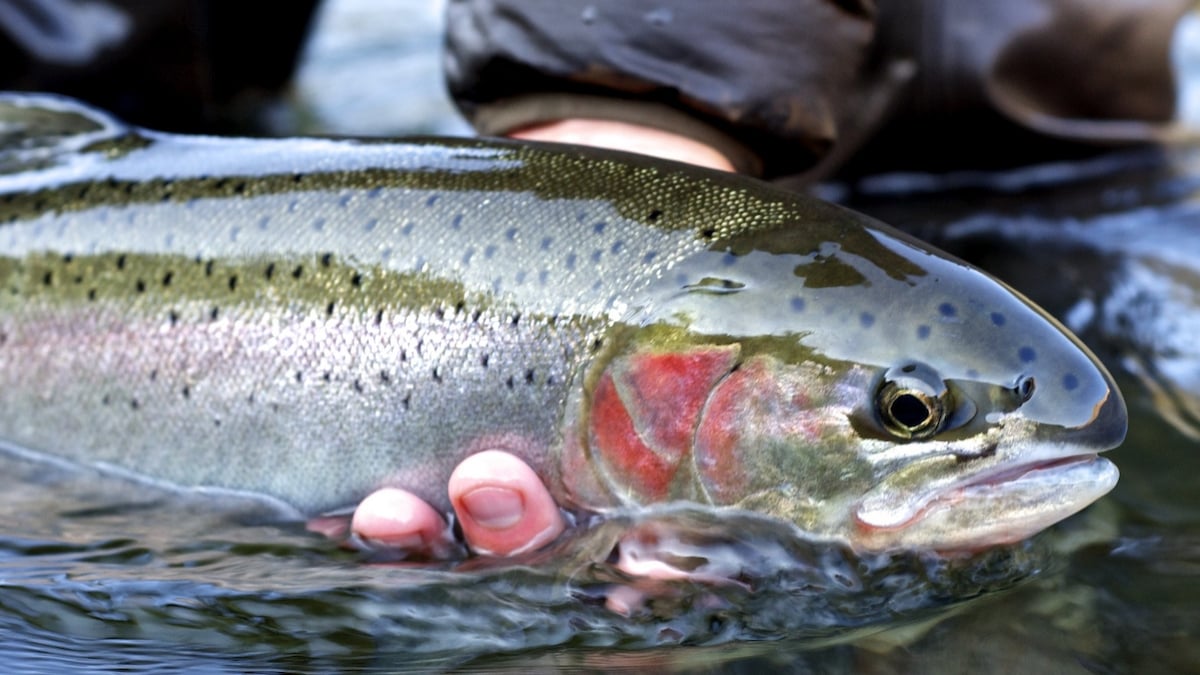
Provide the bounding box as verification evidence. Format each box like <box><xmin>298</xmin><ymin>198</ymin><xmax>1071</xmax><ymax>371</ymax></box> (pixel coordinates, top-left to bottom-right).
<box><xmin>1018</xmin><ymin>376</ymin><xmax>1036</xmax><ymax>402</ymax></box>
<box><xmin>889</xmin><ymin>393</ymin><xmax>931</xmax><ymax>429</ymax></box>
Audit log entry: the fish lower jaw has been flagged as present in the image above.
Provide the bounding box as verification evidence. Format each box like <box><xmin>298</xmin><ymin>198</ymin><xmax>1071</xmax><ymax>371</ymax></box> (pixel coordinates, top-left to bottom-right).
<box><xmin>850</xmin><ymin>454</ymin><xmax>1119</xmax><ymax>552</ymax></box>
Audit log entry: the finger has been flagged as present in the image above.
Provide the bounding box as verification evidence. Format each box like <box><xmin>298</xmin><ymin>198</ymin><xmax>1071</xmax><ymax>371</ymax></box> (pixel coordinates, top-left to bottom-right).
<box><xmin>449</xmin><ymin>450</ymin><xmax>565</xmax><ymax>556</ymax></box>
<box><xmin>349</xmin><ymin>487</ymin><xmax>458</xmax><ymax>560</ymax></box>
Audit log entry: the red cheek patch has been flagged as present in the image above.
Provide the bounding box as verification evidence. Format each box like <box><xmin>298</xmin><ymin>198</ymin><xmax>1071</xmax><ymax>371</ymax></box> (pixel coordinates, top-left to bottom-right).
<box><xmin>588</xmin><ymin>345</ymin><xmax>739</xmax><ymax>503</ymax></box>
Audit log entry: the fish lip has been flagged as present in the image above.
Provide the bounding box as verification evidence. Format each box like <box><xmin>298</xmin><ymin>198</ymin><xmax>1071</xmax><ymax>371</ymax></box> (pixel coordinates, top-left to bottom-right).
<box><xmin>854</xmin><ymin>452</ymin><xmax>1108</xmax><ymax>531</ymax></box>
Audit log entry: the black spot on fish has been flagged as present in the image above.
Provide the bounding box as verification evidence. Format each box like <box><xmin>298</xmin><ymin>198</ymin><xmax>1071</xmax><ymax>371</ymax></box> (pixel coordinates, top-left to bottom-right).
<box><xmin>451</xmin><ymin>214</ymin><xmax>463</xmax><ymax>230</ymax></box>
<box><xmin>87</xmin><ymin>289</ymin><xmax>97</xmax><ymax>301</ymax></box>
<box><xmin>162</xmin><ymin>271</ymin><xmax>173</xmax><ymax>287</ymax></box>
<box><xmin>350</xmin><ymin>272</ymin><xmax>363</xmax><ymax>288</ymax></box>
<box><xmin>511</xmin><ymin>312</ymin><xmax>521</xmax><ymax>326</ymax></box>
<box><xmin>374</xmin><ymin>309</ymin><xmax>384</xmax><ymax>326</ymax></box>
<box><xmin>1063</xmin><ymin>373</ymin><xmax>1080</xmax><ymax>391</ymax></box>
<box><xmin>73</xmin><ymin>275</ymin><xmax>83</xmax><ymax>285</ymax></box>
<box><xmin>214</xmin><ymin>418</ymin><xmax>222</xmax><ymax>427</ymax></box>
<box><xmin>322</xmin><ymin>371</ymin><xmax>332</xmax><ymax>383</ymax></box>
<box><xmin>505</xmin><ymin>375</ymin><xmax>515</xmax><ymax>390</ymax></box>
<box><xmin>701</xmin><ymin>227</ymin><xmax>716</xmax><ymax>240</ymax></box>
<box><xmin>134</xmin><ymin>279</ymin><xmax>145</xmax><ymax>293</ymax></box>
<box><xmin>181</xmin><ymin>385</ymin><xmax>190</xmax><ymax>399</ymax></box>
<box><xmin>790</xmin><ymin>297</ymin><xmax>806</xmax><ymax>312</ymax></box>
<box><xmin>233</xmin><ymin>181</ymin><xmax>247</xmax><ymax>195</ymax></box>
<box><xmin>149</xmin><ymin>369</ymin><xmax>158</xmax><ymax>382</ymax></box>
<box><xmin>209</xmin><ymin>307</ymin><xmax>219</xmax><ymax>321</ymax></box>
<box><xmin>295</xmin><ymin>370</ymin><xmax>303</xmax><ymax>383</ymax></box>
<box><xmin>402</xmin><ymin>392</ymin><xmax>412</xmax><ymax>410</ymax></box>
<box><xmin>363</xmin><ymin>218</ymin><xmax>378</xmax><ymax>232</ymax></box>
<box><xmin>481</xmin><ymin>353</ymin><xmax>490</xmax><ymax>368</ymax></box>
<box><xmin>938</xmin><ymin>303</ymin><xmax>957</xmax><ymax>318</ymax></box>
<box><xmin>525</xmin><ymin>368</ymin><xmax>536</xmax><ymax>385</ymax></box>
<box><xmin>990</xmin><ymin>312</ymin><xmax>1006</xmax><ymax>326</ymax></box>
<box><xmin>592</xmin><ymin>337</ymin><xmax>604</xmax><ymax>352</ymax></box>
<box><xmin>470</xmin><ymin>308</ymin><xmax>482</xmax><ymax>323</ymax></box>
<box><xmin>379</xmin><ymin>370</ymin><xmax>391</xmax><ymax>384</ymax></box>
<box><xmin>116</xmin><ymin>254</ymin><xmax>126</xmax><ymax>270</ymax></box>
<box><xmin>352</xmin><ymin>379</ymin><xmax>364</xmax><ymax>394</ymax></box>
<box><xmin>168</xmin><ymin>310</ymin><xmax>179</xmax><ymax>326</ymax></box>
<box><xmin>320</xmin><ymin>253</ymin><xmax>332</xmax><ymax>268</ymax></box>
<box><xmin>859</xmin><ymin>312</ymin><xmax>875</xmax><ymax>328</ymax></box>
<box><xmin>42</xmin><ymin>271</ymin><xmax>52</xmax><ymax>287</ymax></box>
<box><xmin>1018</xmin><ymin>346</ymin><xmax>1037</xmax><ymax>363</ymax></box>
<box><xmin>204</xmin><ymin>260</ymin><xmax>214</xmax><ymax>277</ymax></box>
<box><xmin>916</xmin><ymin>325</ymin><xmax>931</xmax><ymax>340</ymax></box>
<box><xmin>265</xmin><ymin>263</ymin><xmax>275</xmax><ymax>281</ymax></box>
<box><xmin>228</xmin><ymin>275</ymin><xmax>238</xmax><ymax>292</ymax></box>
<box><xmin>593</xmin><ymin>221</ymin><xmax>607</xmax><ymax>234</ymax></box>
<box><xmin>101</xmin><ymin>394</ymin><xmax>111</xmax><ymax>406</ymax></box>
<box><xmin>432</xmin><ymin>367</ymin><xmax>443</xmax><ymax>383</ymax></box>
<box><xmin>130</xmin><ymin>399</ymin><xmax>139</xmax><ymax>410</ymax></box>
<box><xmin>434</xmin><ymin>306</ymin><xmax>445</xmax><ymax>321</ymax></box>
<box><xmin>62</xmin><ymin>253</ymin><xmax>73</xmax><ymax>264</ymax></box>
<box><xmin>455</xmin><ymin>300</ymin><xmax>466</xmax><ymax>315</ymax></box>
<box><xmin>292</xmin><ymin>265</ymin><xmax>303</xmax><ymax>279</ymax></box>
<box><xmin>648</xmin><ymin>209</ymin><xmax>663</xmax><ymax>222</ymax></box>
<box><xmin>326</xmin><ymin>301</ymin><xmax>335</xmax><ymax>317</ymax></box>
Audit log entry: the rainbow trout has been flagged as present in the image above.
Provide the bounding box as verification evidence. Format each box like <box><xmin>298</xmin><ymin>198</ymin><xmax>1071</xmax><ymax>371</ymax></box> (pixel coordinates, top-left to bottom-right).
<box><xmin>0</xmin><ymin>94</ymin><xmax>1125</xmax><ymax>551</ymax></box>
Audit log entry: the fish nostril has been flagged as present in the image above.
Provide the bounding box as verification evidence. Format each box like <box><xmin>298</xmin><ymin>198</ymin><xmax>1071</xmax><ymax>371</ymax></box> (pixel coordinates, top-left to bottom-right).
<box><xmin>1016</xmin><ymin>376</ymin><xmax>1036</xmax><ymax>403</ymax></box>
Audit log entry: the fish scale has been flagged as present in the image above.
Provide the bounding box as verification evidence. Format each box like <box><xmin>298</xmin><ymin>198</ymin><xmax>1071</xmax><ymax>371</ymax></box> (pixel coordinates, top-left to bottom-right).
<box><xmin>0</xmin><ymin>94</ymin><xmax>1125</xmax><ymax>550</ymax></box>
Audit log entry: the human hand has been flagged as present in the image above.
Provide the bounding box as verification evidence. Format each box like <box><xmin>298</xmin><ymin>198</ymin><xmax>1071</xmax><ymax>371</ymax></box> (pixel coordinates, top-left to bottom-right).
<box><xmin>509</xmin><ymin>119</ymin><xmax>736</xmax><ymax>172</ymax></box>
<box><xmin>309</xmin><ymin>450</ymin><xmax>566</xmax><ymax>560</ymax></box>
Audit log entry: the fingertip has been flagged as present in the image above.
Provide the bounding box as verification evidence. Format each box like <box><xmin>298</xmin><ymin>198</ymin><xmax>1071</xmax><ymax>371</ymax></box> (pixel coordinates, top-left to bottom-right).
<box><xmin>351</xmin><ymin>487</ymin><xmax>450</xmax><ymax>552</ymax></box>
<box><xmin>450</xmin><ymin>450</ymin><xmax>565</xmax><ymax>556</ymax></box>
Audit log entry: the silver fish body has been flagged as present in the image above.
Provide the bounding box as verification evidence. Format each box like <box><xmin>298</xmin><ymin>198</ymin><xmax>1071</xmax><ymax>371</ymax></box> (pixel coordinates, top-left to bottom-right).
<box><xmin>0</xmin><ymin>94</ymin><xmax>1124</xmax><ymax>550</ymax></box>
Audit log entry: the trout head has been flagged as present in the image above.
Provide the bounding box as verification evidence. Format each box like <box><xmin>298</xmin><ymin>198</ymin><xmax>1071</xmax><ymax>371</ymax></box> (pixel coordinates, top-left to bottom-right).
<box><xmin>565</xmin><ymin>203</ymin><xmax>1125</xmax><ymax>553</ymax></box>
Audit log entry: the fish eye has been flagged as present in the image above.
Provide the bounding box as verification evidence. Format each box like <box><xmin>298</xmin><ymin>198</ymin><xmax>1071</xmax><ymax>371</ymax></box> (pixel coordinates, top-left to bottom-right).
<box><xmin>876</xmin><ymin>363</ymin><xmax>951</xmax><ymax>440</ymax></box>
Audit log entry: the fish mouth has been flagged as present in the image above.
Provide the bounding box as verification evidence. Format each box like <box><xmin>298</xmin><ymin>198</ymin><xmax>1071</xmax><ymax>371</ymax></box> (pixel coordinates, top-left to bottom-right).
<box><xmin>853</xmin><ymin>453</ymin><xmax>1119</xmax><ymax>550</ymax></box>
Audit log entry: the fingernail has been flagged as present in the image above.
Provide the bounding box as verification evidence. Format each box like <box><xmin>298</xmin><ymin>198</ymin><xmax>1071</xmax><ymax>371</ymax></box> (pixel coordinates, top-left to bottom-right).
<box><xmin>460</xmin><ymin>486</ymin><xmax>525</xmax><ymax>529</ymax></box>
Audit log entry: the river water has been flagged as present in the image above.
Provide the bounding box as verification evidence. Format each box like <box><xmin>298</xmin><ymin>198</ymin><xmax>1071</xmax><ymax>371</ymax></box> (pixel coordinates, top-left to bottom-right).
<box><xmin>1</xmin><ymin>1</ymin><xmax>1198</xmax><ymax>672</ymax></box>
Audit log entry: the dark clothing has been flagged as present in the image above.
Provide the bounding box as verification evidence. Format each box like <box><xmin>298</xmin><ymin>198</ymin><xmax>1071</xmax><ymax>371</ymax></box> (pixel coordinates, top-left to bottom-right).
<box><xmin>445</xmin><ymin>0</ymin><xmax>1192</xmax><ymax>180</ymax></box>
<box><xmin>0</xmin><ymin>0</ymin><xmax>319</xmax><ymax>133</ymax></box>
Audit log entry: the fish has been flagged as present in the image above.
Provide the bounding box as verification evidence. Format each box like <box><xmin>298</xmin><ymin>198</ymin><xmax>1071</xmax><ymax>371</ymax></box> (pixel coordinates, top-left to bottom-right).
<box><xmin>0</xmin><ymin>93</ymin><xmax>1125</xmax><ymax>552</ymax></box>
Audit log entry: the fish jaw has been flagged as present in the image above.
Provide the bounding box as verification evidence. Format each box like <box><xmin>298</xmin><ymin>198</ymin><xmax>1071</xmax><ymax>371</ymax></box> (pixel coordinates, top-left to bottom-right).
<box><xmin>851</xmin><ymin>452</ymin><xmax>1118</xmax><ymax>551</ymax></box>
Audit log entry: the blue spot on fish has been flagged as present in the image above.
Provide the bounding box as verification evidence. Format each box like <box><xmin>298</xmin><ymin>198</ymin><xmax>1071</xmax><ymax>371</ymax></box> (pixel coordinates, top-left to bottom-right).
<box><xmin>916</xmin><ymin>325</ymin><xmax>931</xmax><ymax>340</ymax></box>
<box><xmin>1019</xmin><ymin>346</ymin><xmax>1037</xmax><ymax>363</ymax></box>
<box><xmin>967</xmin><ymin>369</ymin><xmax>980</xmax><ymax>379</ymax></box>
<box><xmin>591</xmin><ymin>249</ymin><xmax>603</xmax><ymax>263</ymax></box>
<box><xmin>426</xmin><ymin>194</ymin><xmax>439</xmax><ymax>207</ymax></box>
<box><xmin>451</xmin><ymin>214</ymin><xmax>463</xmax><ymax>230</ymax></box>
<box><xmin>790</xmin><ymin>296</ymin><xmax>806</xmax><ymax>312</ymax></box>
<box><xmin>860</xmin><ymin>312</ymin><xmax>875</xmax><ymax>328</ymax></box>
<box><xmin>938</xmin><ymin>303</ymin><xmax>957</xmax><ymax>318</ymax></box>
<box><xmin>541</xmin><ymin>236</ymin><xmax>553</xmax><ymax>251</ymax></box>
<box><xmin>611</xmin><ymin>240</ymin><xmax>625</xmax><ymax>254</ymax></box>
<box><xmin>312</xmin><ymin>217</ymin><xmax>325</xmax><ymax>232</ymax></box>
<box><xmin>484</xmin><ymin>244</ymin><xmax>497</xmax><ymax>259</ymax></box>
<box><xmin>643</xmin><ymin>252</ymin><xmax>658</xmax><ymax>264</ymax></box>
<box><xmin>1063</xmin><ymin>373</ymin><xmax>1080</xmax><ymax>391</ymax></box>
<box><xmin>566</xmin><ymin>253</ymin><xmax>577</xmax><ymax>271</ymax></box>
<box><xmin>721</xmin><ymin>252</ymin><xmax>737</xmax><ymax>266</ymax></box>
<box><xmin>593</xmin><ymin>221</ymin><xmax>607</xmax><ymax>234</ymax></box>
<box><xmin>362</xmin><ymin>218</ymin><xmax>377</xmax><ymax>233</ymax></box>
<box><xmin>990</xmin><ymin>312</ymin><xmax>1006</xmax><ymax>326</ymax></box>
